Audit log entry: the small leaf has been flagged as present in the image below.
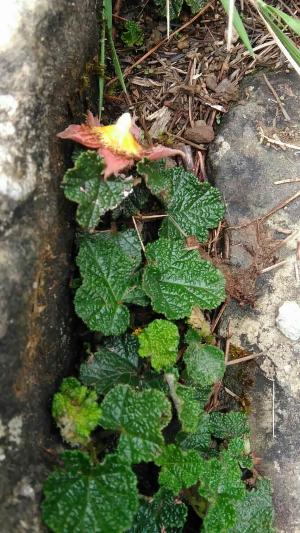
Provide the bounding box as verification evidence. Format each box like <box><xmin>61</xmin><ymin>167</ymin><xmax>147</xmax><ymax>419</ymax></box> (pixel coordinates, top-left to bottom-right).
<box><xmin>121</xmin><ymin>20</ymin><xmax>144</xmax><ymax>47</ymax></box>
<box><xmin>137</xmin><ymin>159</ymin><xmax>172</xmax><ymax>200</ymax></box>
<box><xmin>75</xmin><ymin>231</ymin><xmax>141</xmax><ymax>335</ymax></box>
<box><xmin>176</xmin><ymin>384</ymin><xmax>204</xmax><ymax>433</ymax></box>
<box><xmin>80</xmin><ymin>335</ymin><xmax>140</xmax><ymax>395</ymax></box>
<box><xmin>220</xmin><ymin>0</ymin><xmax>254</xmax><ymax>56</ymax></box>
<box><xmin>185</xmin><ymin>0</ymin><xmax>208</xmax><ymax>14</ymax></box>
<box><xmin>153</xmin><ymin>0</ymin><xmax>184</xmax><ymax>19</ymax></box>
<box><xmin>138</xmin><ymin>319</ymin><xmax>180</xmax><ymax>371</ymax></box>
<box><xmin>229</xmin><ymin>479</ymin><xmax>275</xmax><ymax>533</ymax></box>
<box><xmin>130</xmin><ymin>489</ymin><xmax>188</xmax><ymax>533</ymax></box>
<box><xmin>101</xmin><ymin>384</ymin><xmax>172</xmax><ymax>463</ymax></box>
<box><xmin>184</xmin><ymin>343</ymin><xmax>225</xmax><ymax>387</ymax></box>
<box><xmin>177</xmin><ymin>411</ymin><xmax>212</xmax><ymax>452</ymax></box>
<box><xmin>112</xmin><ymin>184</ymin><xmax>150</xmax><ymax>219</ymax></box>
<box><xmin>63</xmin><ymin>151</ymin><xmax>133</xmax><ymax>228</ymax></box>
<box><xmin>52</xmin><ymin>378</ymin><xmax>101</xmax><ymax>447</ymax></box>
<box><xmin>143</xmin><ymin>238</ymin><xmax>226</xmax><ymax>319</ymax></box>
<box><xmin>155</xmin><ymin>444</ymin><xmax>204</xmax><ymax>495</ymax></box>
<box><xmin>42</xmin><ymin>451</ymin><xmax>139</xmax><ymax>533</ymax></box>
<box><xmin>209</xmin><ymin>412</ymin><xmax>249</xmax><ymax>439</ymax></box>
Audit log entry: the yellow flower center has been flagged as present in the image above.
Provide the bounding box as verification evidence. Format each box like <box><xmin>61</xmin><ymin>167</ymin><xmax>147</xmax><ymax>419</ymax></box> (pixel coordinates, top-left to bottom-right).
<box><xmin>93</xmin><ymin>113</ymin><xmax>142</xmax><ymax>157</ymax></box>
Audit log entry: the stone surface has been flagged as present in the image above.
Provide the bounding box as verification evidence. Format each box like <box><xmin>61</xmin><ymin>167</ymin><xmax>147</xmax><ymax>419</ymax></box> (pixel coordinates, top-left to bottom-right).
<box><xmin>0</xmin><ymin>1</ymin><xmax>100</xmax><ymax>531</ymax></box>
<box><xmin>276</xmin><ymin>301</ymin><xmax>300</xmax><ymax>341</ymax></box>
<box><xmin>208</xmin><ymin>70</ymin><xmax>300</xmax><ymax>532</ymax></box>
<box><xmin>184</xmin><ymin>124</ymin><xmax>215</xmax><ymax>144</ymax></box>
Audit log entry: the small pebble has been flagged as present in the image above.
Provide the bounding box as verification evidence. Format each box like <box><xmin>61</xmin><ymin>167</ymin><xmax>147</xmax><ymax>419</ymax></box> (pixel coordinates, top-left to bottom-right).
<box><xmin>276</xmin><ymin>301</ymin><xmax>300</xmax><ymax>341</ymax></box>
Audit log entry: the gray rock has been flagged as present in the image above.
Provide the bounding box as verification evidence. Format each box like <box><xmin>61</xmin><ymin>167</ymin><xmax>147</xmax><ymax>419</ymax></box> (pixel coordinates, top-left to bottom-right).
<box><xmin>0</xmin><ymin>1</ymin><xmax>100</xmax><ymax>531</ymax></box>
<box><xmin>208</xmin><ymin>70</ymin><xmax>300</xmax><ymax>532</ymax></box>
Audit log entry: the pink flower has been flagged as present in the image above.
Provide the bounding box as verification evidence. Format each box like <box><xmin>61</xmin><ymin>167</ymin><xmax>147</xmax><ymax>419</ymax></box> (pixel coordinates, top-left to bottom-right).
<box><xmin>57</xmin><ymin>112</ymin><xmax>184</xmax><ymax>179</ymax></box>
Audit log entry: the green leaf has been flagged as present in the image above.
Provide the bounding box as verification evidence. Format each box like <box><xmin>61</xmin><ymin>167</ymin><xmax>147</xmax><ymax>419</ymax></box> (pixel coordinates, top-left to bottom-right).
<box><xmin>185</xmin><ymin>0</ymin><xmax>208</xmax><ymax>14</ymax></box>
<box><xmin>130</xmin><ymin>489</ymin><xmax>188</xmax><ymax>533</ymax></box>
<box><xmin>101</xmin><ymin>384</ymin><xmax>172</xmax><ymax>463</ymax></box>
<box><xmin>153</xmin><ymin>0</ymin><xmax>184</xmax><ymax>19</ymax></box>
<box><xmin>137</xmin><ymin>160</ymin><xmax>173</xmax><ymax>201</ymax></box>
<box><xmin>121</xmin><ymin>20</ymin><xmax>144</xmax><ymax>47</ymax></box>
<box><xmin>184</xmin><ymin>343</ymin><xmax>225</xmax><ymax>387</ymax></box>
<box><xmin>63</xmin><ymin>151</ymin><xmax>133</xmax><ymax>229</ymax></box>
<box><xmin>203</xmin><ymin>495</ymin><xmax>238</xmax><ymax>533</ymax></box>
<box><xmin>220</xmin><ymin>0</ymin><xmax>254</xmax><ymax>56</ymax></box>
<box><xmin>75</xmin><ymin>231</ymin><xmax>141</xmax><ymax>335</ymax></box>
<box><xmin>176</xmin><ymin>412</ymin><xmax>212</xmax><ymax>452</ymax></box>
<box><xmin>87</xmin><ymin>229</ymin><xmax>142</xmax><ymax>268</ymax></box>
<box><xmin>160</xmin><ymin>171</ymin><xmax>225</xmax><ymax>243</ymax></box>
<box><xmin>259</xmin><ymin>3</ymin><xmax>300</xmax><ymax>37</ymax></box>
<box><xmin>138</xmin><ymin>319</ymin><xmax>180</xmax><ymax>371</ymax></box>
<box><xmin>175</xmin><ymin>384</ymin><xmax>204</xmax><ymax>433</ymax></box>
<box><xmin>209</xmin><ymin>412</ymin><xmax>249</xmax><ymax>439</ymax></box>
<box><xmin>112</xmin><ymin>184</ymin><xmax>150</xmax><ymax>219</ymax></box>
<box><xmin>229</xmin><ymin>479</ymin><xmax>275</xmax><ymax>533</ymax></box>
<box><xmin>143</xmin><ymin>238</ymin><xmax>226</xmax><ymax>319</ymax></box>
<box><xmin>155</xmin><ymin>444</ymin><xmax>204</xmax><ymax>495</ymax></box>
<box><xmin>80</xmin><ymin>335</ymin><xmax>140</xmax><ymax>395</ymax></box>
<box><xmin>42</xmin><ymin>451</ymin><xmax>138</xmax><ymax>533</ymax></box>
<box><xmin>52</xmin><ymin>378</ymin><xmax>101</xmax><ymax>447</ymax></box>
<box><xmin>139</xmin><ymin>163</ymin><xmax>225</xmax><ymax>242</ymax></box>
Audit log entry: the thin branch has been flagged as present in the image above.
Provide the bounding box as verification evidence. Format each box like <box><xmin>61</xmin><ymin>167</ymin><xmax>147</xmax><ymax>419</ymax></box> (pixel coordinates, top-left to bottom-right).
<box><xmin>132</xmin><ymin>216</ymin><xmax>145</xmax><ymax>253</ymax></box>
<box><xmin>226</xmin><ymin>352</ymin><xmax>263</xmax><ymax>366</ymax></box>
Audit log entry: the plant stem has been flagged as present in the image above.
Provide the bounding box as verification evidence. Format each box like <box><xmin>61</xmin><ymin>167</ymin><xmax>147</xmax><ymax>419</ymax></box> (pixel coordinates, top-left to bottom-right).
<box><xmin>99</xmin><ymin>7</ymin><xmax>106</xmax><ymax>119</ymax></box>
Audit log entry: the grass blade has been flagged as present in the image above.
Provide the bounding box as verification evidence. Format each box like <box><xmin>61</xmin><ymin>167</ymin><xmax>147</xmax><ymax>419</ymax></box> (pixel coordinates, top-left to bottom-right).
<box><xmin>259</xmin><ymin>2</ymin><xmax>300</xmax><ymax>37</ymax></box>
<box><xmin>220</xmin><ymin>0</ymin><xmax>254</xmax><ymax>56</ymax></box>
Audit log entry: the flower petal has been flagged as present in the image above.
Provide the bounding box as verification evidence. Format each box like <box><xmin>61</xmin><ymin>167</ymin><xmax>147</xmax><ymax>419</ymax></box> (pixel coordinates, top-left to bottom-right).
<box><xmin>98</xmin><ymin>148</ymin><xmax>134</xmax><ymax>179</ymax></box>
<box><xmin>143</xmin><ymin>145</ymin><xmax>185</xmax><ymax>161</ymax></box>
<box><xmin>86</xmin><ymin>111</ymin><xmax>100</xmax><ymax>127</ymax></box>
<box><xmin>57</xmin><ymin>124</ymin><xmax>101</xmax><ymax>149</ymax></box>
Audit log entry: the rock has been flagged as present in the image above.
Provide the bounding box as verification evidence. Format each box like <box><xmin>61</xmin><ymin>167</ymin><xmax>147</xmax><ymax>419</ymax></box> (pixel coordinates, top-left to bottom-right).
<box><xmin>0</xmin><ymin>1</ymin><xmax>100</xmax><ymax>530</ymax></box>
<box><xmin>184</xmin><ymin>124</ymin><xmax>215</xmax><ymax>144</ymax></box>
<box><xmin>208</xmin><ymin>70</ymin><xmax>300</xmax><ymax>532</ymax></box>
<box><xmin>214</xmin><ymin>78</ymin><xmax>239</xmax><ymax>102</ymax></box>
<box><xmin>276</xmin><ymin>301</ymin><xmax>300</xmax><ymax>341</ymax></box>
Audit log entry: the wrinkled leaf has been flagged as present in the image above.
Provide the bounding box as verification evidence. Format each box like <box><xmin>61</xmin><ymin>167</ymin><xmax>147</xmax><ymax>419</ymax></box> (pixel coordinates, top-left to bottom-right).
<box><xmin>184</xmin><ymin>343</ymin><xmax>225</xmax><ymax>387</ymax></box>
<box><xmin>101</xmin><ymin>384</ymin><xmax>172</xmax><ymax>463</ymax></box>
<box><xmin>112</xmin><ymin>184</ymin><xmax>150</xmax><ymax>219</ymax></box>
<box><xmin>80</xmin><ymin>335</ymin><xmax>140</xmax><ymax>395</ymax></box>
<box><xmin>121</xmin><ymin>20</ymin><xmax>144</xmax><ymax>47</ymax></box>
<box><xmin>209</xmin><ymin>412</ymin><xmax>249</xmax><ymax>439</ymax></box>
<box><xmin>75</xmin><ymin>231</ymin><xmax>142</xmax><ymax>335</ymax></box>
<box><xmin>130</xmin><ymin>489</ymin><xmax>188</xmax><ymax>533</ymax></box>
<box><xmin>185</xmin><ymin>0</ymin><xmax>208</xmax><ymax>14</ymax></box>
<box><xmin>52</xmin><ymin>378</ymin><xmax>101</xmax><ymax>447</ymax></box>
<box><xmin>155</xmin><ymin>444</ymin><xmax>204</xmax><ymax>494</ymax></box>
<box><xmin>229</xmin><ymin>479</ymin><xmax>275</xmax><ymax>533</ymax></box>
<box><xmin>177</xmin><ymin>411</ymin><xmax>212</xmax><ymax>452</ymax></box>
<box><xmin>138</xmin><ymin>319</ymin><xmax>180</xmax><ymax>371</ymax></box>
<box><xmin>42</xmin><ymin>451</ymin><xmax>138</xmax><ymax>533</ymax></box>
<box><xmin>176</xmin><ymin>383</ymin><xmax>204</xmax><ymax>433</ymax></box>
<box><xmin>159</xmin><ymin>168</ymin><xmax>225</xmax><ymax>243</ymax></box>
<box><xmin>63</xmin><ymin>151</ymin><xmax>133</xmax><ymax>228</ymax></box>
<box><xmin>143</xmin><ymin>238</ymin><xmax>226</xmax><ymax>319</ymax></box>
<box><xmin>153</xmin><ymin>0</ymin><xmax>184</xmax><ymax>19</ymax></box>
<box><xmin>137</xmin><ymin>159</ymin><xmax>172</xmax><ymax>201</ymax></box>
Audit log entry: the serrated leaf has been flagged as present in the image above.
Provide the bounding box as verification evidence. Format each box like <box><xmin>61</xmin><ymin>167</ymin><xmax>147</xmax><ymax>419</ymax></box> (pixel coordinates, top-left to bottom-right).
<box><xmin>160</xmin><ymin>168</ymin><xmax>225</xmax><ymax>243</ymax></box>
<box><xmin>229</xmin><ymin>479</ymin><xmax>275</xmax><ymax>533</ymax></box>
<box><xmin>42</xmin><ymin>451</ymin><xmax>138</xmax><ymax>533</ymax></box>
<box><xmin>153</xmin><ymin>0</ymin><xmax>184</xmax><ymax>19</ymax></box>
<box><xmin>75</xmin><ymin>232</ymin><xmax>141</xmax><ymax>335</ymax></box>
<box><xmin>156</xmin><ymin>444</ymin><xmax>204</xmax><ymax>495</ymax></box>
<box><xmin>143</xmin><ymin>238</ymin><xmax>226</xmax><ymax>319</ymax></box>
<box><xmin>184</xmin><ymin>343</ymin><xmax>225</xmax><ymax>387</ymax></box>
<box><xmin>52</xmin><ymin>378</ymin><xmax>101</xmax><ymax>447</ymax></box>
<box><xmin>137</xmin><ymin>160</ymin><xmax>172</xmax><ymax>200</ymax></box>
<box><xmin>209</xmin><ymin>412</ymin><xmax>249</xmax><ymax>439</ymax></box>
<box><xmin>121</xmin><ymin>20</ymin><xmax>144</xmax><ymax>47</ymax></box>
<box><xmin>101</xmin><ymin>384</ymin><xmax>172</xmax><ymax>463</ymax></box>
<box><xmin>185</xmin><ymin>0</ymin><xmax>208</xmax><ymax>14</ymax></box>
<box><xmin>203</xmin><ymin>495</ymin><xmax>238</xmax><ymax>533</ymax></box>
<box><xmin>80</xmin><ymin>335</ymin><xmax>140</xmax><ymax>395</ymax></box>
<box><xmin>175</xmin><ymin>384</ymin><xmax>204</xmax><ymax>433</ymax></box>
<box><xmin>130</xmin><ymin>489</ymin><xmax>188</xmax><ymax>533</ymax></box>
<box><xmin>86</xmin><ymin>229</ymin><xmax>142</xmax><ymax>268</ymax></box>
<box><xmin>138</xmin><ymin>319</ymin><xmax>179</xmax><ymax>371</ymax></box>
<box><xmin>63</xmin><ymin>151</ymin><xmax>133</xmax><ymax>228</ymax></box>
<box><xmin>177</xmin><ymin>411</ymin><xmax>212</xmax><ymax>452</ymax></box>
<box><xmin>139</xmin><ymin>163</ymin><xmax>225</xmax><ymax>242</ymax></box>
<box><xmin>112</xmin><ymin>183</ymin><xmax>150</xmax><ymax>219</ymax></box>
